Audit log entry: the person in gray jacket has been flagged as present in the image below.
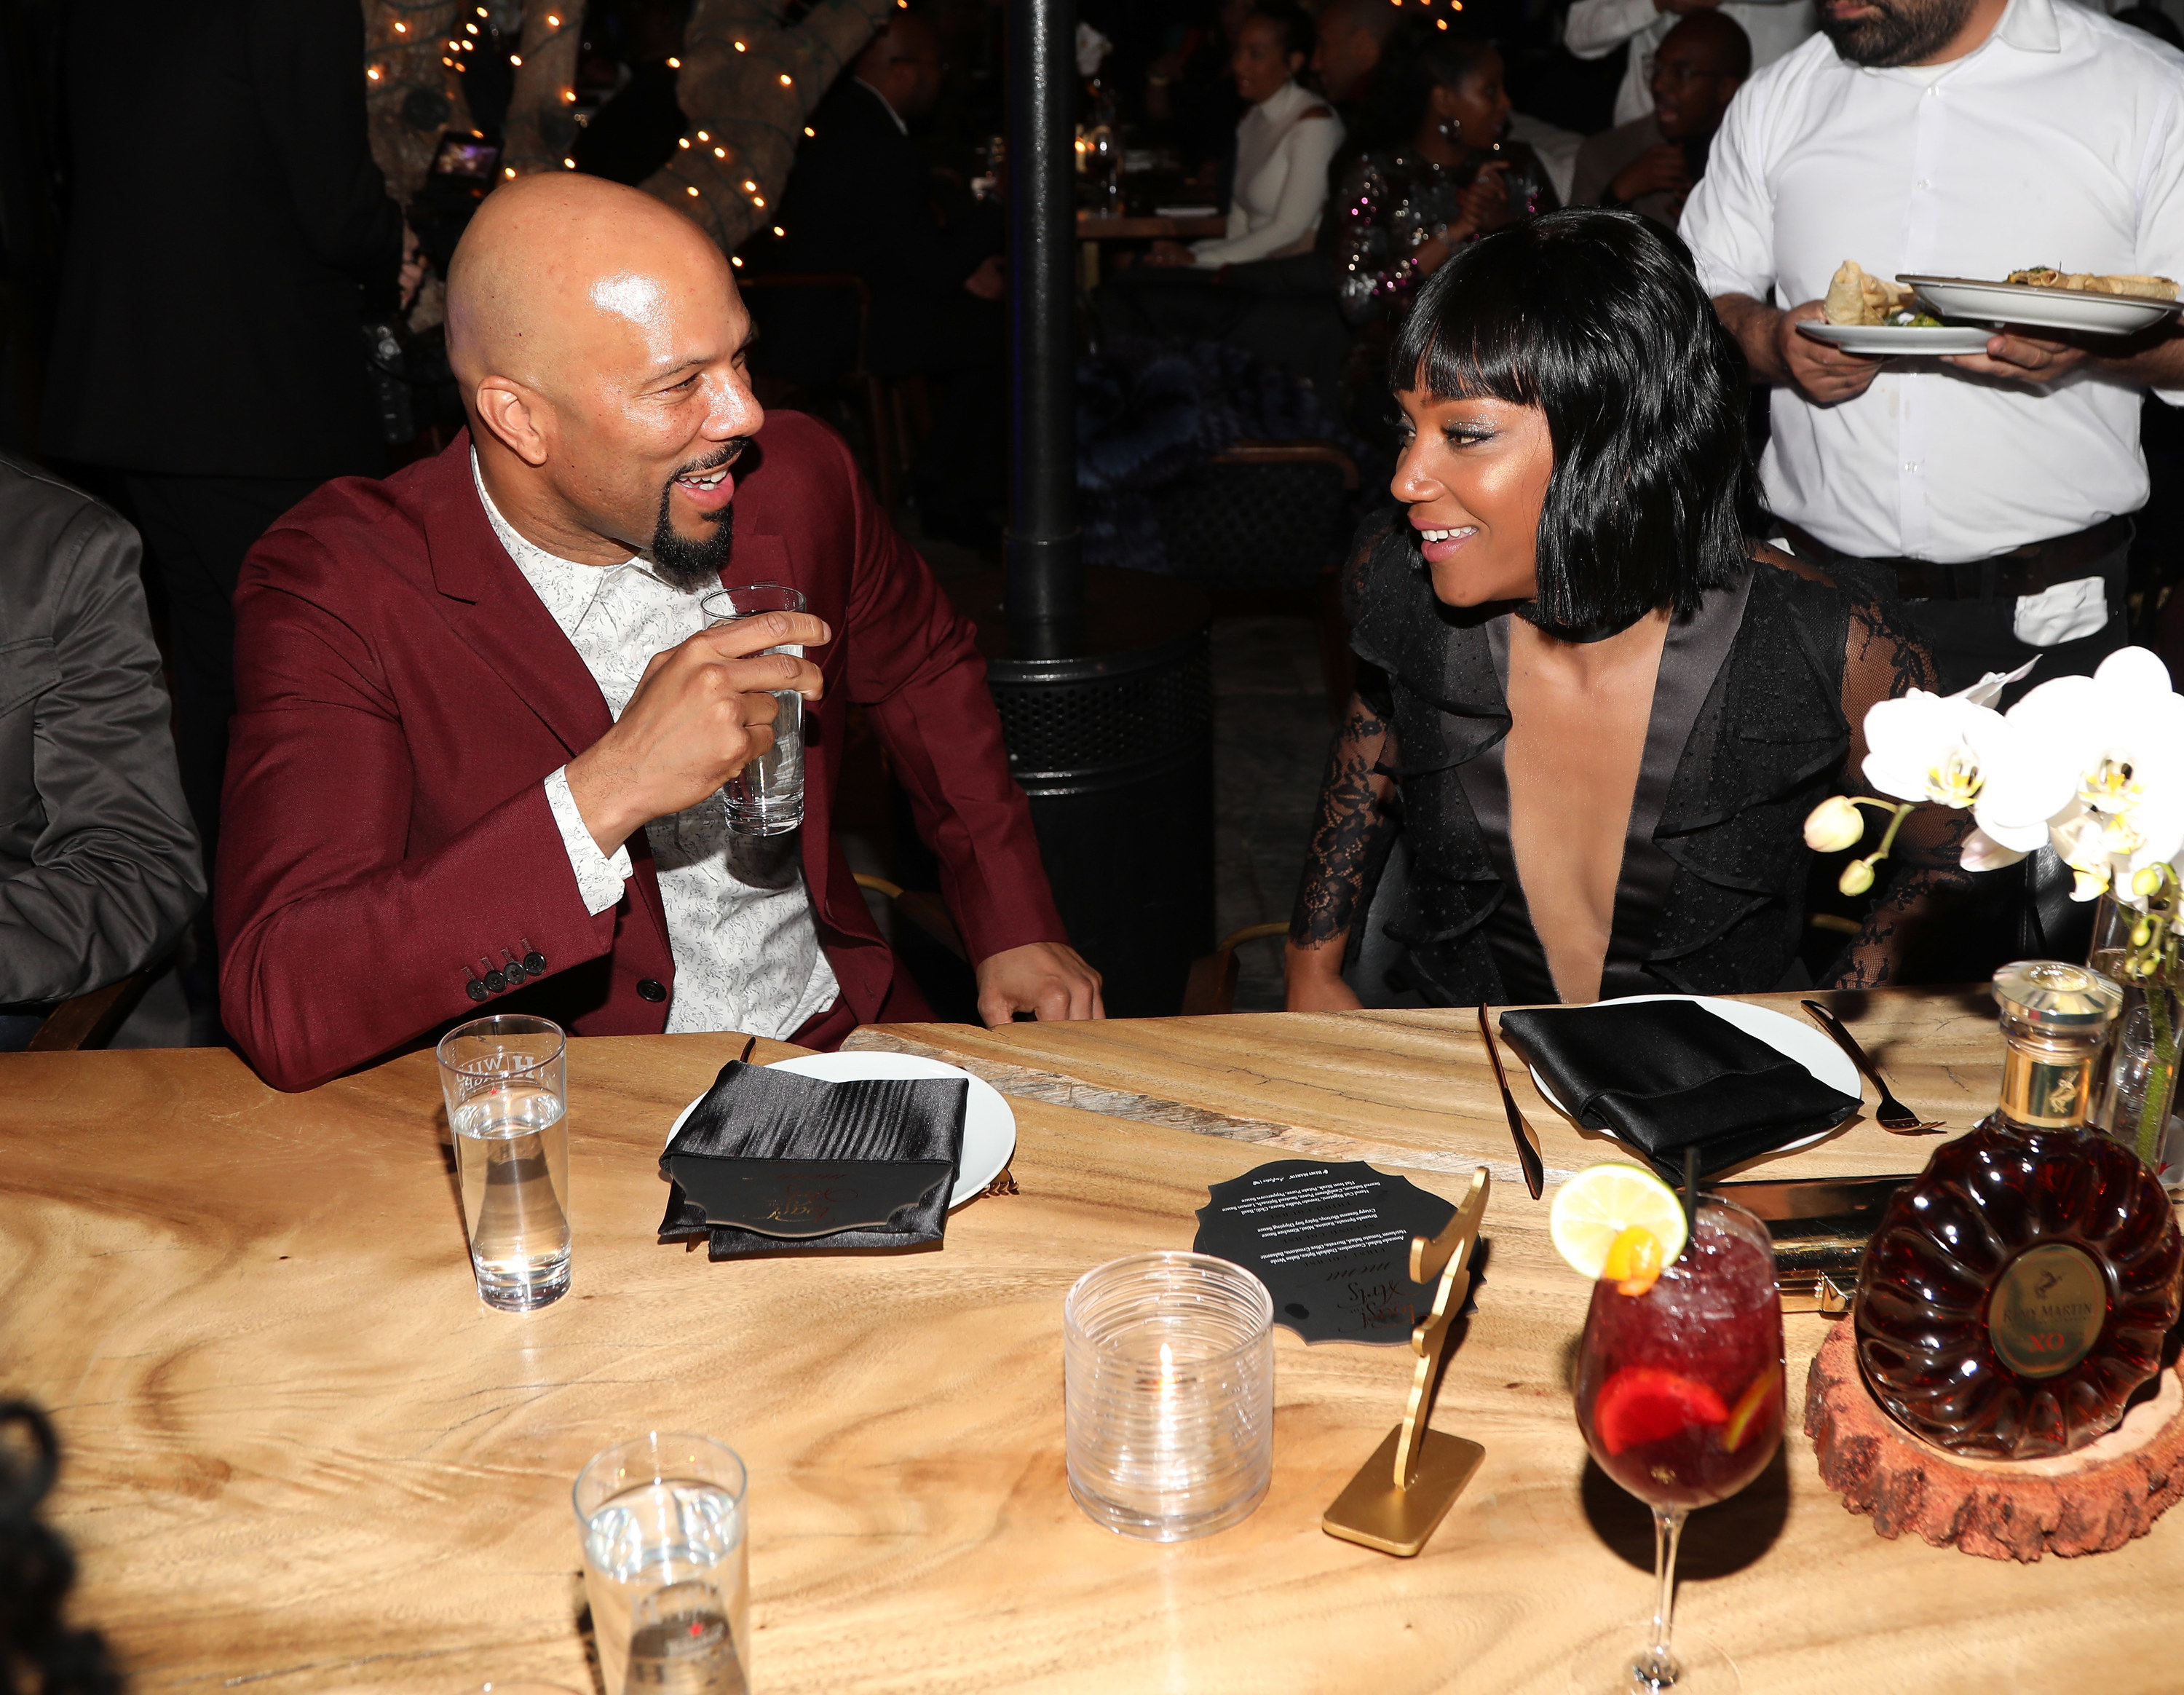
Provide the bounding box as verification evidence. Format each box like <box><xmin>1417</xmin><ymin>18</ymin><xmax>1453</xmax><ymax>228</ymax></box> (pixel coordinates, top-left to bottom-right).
<box><xmin>0</xmin><ymin>453</ymin><xmax>204</xmax><ymax>1049</ymax></box>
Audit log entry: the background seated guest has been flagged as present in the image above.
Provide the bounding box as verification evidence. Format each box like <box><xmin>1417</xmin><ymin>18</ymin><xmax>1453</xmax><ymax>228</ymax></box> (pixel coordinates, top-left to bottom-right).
<box><xmin>0</xmin><ymin>454</ymin><xmax>203</xmax><ymax>1051</ymax></box>
<box><xmin>1331</xmin><ymin>25</ymin><xmax>1561</xmax><ymax>329</ymax></box>
<box><xmin>1286</xmin><ymin>212</ymin><xmax>1965</xmax><ymax>1012</ymax></box>
<box><xmin>1142</xmin><ymin>3</ymin><xmax>1342</xmax><ymax>270</ymax></box>
<box><xmin>1565</xmin><ymin>0</ymin><xmax>1811</xmax><ymax>126</ymax></box>
<box><xmin>1312</xmin><ymin>0</ymin><xmax>1402</xmax><ymax>114</ymax></box>
<box><xmin>1571</xmin><ymin>12</ymin><xmax>1749</xmax><ymax>229</ymax></box>
<box><xmin>218</xmin><ymin>175</ymin><xmax>1098</xmax><ymax>1093</ymax></box>
<box><xmin>752</xmin><ymin>9</ymin><xmax>1005</xmax><ymax>543</ymax></box>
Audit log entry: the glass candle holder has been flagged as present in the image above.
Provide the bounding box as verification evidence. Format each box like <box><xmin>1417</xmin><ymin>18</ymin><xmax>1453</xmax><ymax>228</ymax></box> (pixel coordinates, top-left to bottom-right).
<box><xmin>1063</xmin><ymin>1251</ymin><xmax>1274</xmax><ymax>1541</ymax></box>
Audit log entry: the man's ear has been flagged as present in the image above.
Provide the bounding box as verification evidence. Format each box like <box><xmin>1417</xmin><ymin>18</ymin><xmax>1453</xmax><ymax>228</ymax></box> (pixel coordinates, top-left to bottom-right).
<box><xmin>1719</xmin><ymin>74</ymin><xmax>1745</xmax><ymax>103</ymax></box>
<box><xmin>473</xmin><ymin>378</ymin><xmax>553</xmax><ymax>467</ymax></box>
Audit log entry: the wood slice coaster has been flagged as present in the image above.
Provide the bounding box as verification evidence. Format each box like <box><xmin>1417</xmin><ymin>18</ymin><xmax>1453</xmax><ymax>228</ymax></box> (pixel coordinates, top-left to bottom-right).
<box><xmin>1805</xmin><ymin>1319</ymin><xmax>2184</xmax><ymax>1561</ymax></box>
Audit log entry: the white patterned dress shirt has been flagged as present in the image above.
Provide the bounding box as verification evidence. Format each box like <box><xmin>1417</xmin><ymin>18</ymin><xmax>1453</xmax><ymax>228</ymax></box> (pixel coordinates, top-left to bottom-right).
<box><xmin>474</xmin><ymin>454</ymin><xmax>840</xmax><ymax>1039</ymax></box>
<box><xmin>1681</xmin><ymin>0</ymin><xmax>2184</xmax><ymax>600</ymax></box>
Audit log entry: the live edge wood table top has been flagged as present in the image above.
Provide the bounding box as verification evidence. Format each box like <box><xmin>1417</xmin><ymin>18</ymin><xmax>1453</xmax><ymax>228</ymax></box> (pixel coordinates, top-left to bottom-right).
<box><xmin>2</xmin><ymin>988</ymin><xmax>2178</xmax><ymax>1694</ymax></box>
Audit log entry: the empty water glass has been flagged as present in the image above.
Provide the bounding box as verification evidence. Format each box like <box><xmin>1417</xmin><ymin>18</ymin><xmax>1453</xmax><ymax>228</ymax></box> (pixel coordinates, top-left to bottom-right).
<box><xmin>574</xmin><ymin>1432</ymin><xmax>750</xmax><ymax>1695</ymax></box>
<box><xmin>702</xmin><ymin>582</ymin><xmax>806</xmax><ymax>837</ymax></box>
<box><xmin>1064</xmin><ymin>1251</ymin><xmax>1275</xmax><ymax>1541</ymax></box>
<box><xmin>436</xmin><ymin>1014</ymin><xmax>571</xmax><ymax>1311</ymax></box>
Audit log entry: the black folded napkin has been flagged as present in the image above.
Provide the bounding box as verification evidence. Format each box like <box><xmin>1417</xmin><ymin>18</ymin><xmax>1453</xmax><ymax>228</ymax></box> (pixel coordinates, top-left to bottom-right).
<box><xmin>658</xmin><ymin>1061</ymin><xmax>969</xmax><ymax>1259</ymax></box>
<box><xmin>1496</xmin><ymin>1000</ymin><xmax>1861</xmax><ymax>1180</ymax></box>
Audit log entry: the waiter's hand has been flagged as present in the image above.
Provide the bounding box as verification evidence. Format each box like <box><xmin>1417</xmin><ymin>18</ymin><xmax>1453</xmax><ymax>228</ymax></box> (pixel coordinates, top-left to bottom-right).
<box><xmin>1944</xmin><ymin>328</ymin><xmax>2092</xmax><ymax>385</ymax></box>
<box><xmin>976</xmin><ymin>942</ymin><xmax>1105</xmax><ymax>1024</ymax></box>
<box><xmin>566</xmin><ymin>611</ymin><xmax>831</xmax><ymax>856</ymax></box>
<box><xmin>1776</xmin><ymin>299</ymin><xmax>1884</xmax><ymax>404</ymax></box>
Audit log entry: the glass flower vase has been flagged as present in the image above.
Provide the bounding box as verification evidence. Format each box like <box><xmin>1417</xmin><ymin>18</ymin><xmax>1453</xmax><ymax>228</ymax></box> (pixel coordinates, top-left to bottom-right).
<box><xmin>2089</xmin><ymin>896</ymin><xmax>2184</xmax><ymax>1193</ymax></box>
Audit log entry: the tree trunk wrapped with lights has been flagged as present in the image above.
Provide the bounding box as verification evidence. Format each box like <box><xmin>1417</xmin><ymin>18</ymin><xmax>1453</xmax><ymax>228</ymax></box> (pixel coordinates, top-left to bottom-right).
<box><xmin>363</xmin><ymin>0</ymin><xmax>475</xmax><ymax>204</ymax></box>
<box><xmin>501</xmin><ymin>1</ymin><xmax>587</xmax><ymax>178</ymax></box>
<box><xmin>643</xmin><ymin>0</ymin><xmax>897</xmax><ymax>254</ymax></box>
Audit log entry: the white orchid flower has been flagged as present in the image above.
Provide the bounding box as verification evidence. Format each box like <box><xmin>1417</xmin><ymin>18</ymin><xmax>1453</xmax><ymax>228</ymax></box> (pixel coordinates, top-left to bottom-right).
<box><xmin>1861</xmin><ymin>690</ymin><xmax>2001</xmax><ymax>808</ymax></box>
<box><xmin>2005</xmin><ymin>649</ymin><xmax>2184</xmax><ymax>895</ymax></box>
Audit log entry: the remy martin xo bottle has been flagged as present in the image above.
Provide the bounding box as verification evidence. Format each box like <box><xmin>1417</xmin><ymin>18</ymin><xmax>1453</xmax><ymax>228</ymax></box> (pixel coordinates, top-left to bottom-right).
<box><xmin>1855</xmin><ymin>963</ymin><xmax>2184</xmax><ymax>1460</ymax></box>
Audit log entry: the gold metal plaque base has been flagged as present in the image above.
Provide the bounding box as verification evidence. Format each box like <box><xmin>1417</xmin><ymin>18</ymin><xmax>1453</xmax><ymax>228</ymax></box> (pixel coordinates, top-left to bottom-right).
<box><xmin>1321</xmin><ymin>1424</ymin><xmax>1486</xmax><ymax>1557</ymax></box>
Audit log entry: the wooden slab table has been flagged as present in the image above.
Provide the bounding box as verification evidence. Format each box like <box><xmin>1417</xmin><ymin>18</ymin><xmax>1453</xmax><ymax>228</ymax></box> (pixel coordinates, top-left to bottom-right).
<box><xmin>3</xmin><ymin>991</ymin><xmax>2180</xmax><ymax>1694</ymax></box>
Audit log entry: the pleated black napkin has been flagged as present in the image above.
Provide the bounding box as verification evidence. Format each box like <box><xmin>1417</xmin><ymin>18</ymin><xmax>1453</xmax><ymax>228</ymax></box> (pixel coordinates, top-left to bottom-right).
<box><xmin>658</xmin><ymin>1061</ymin><xmax>968</xmax><ymax>1259</ymax></box>
<box><xmin>1497</xmin><ymin>1000</ymin><xmax>1861</xmax><ymax>1180</ymax></box>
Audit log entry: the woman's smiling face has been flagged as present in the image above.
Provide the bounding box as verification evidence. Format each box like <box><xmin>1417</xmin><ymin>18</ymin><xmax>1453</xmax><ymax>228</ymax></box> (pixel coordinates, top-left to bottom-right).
<box><xmin>1390</xmin><ymin>387</ymin><xmax>1555</xmax><ymax>608</ymax></box>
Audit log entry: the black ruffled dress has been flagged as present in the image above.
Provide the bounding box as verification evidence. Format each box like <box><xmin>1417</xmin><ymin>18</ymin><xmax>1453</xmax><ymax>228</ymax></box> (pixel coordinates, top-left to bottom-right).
<box><xmin>1293</xmin><ymin>513</ymin><xmax>1965</xmax><ymax>1003</ymax></box>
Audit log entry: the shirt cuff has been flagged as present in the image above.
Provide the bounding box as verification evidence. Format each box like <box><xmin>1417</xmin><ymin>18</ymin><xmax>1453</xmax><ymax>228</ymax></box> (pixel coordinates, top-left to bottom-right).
<box><xmin>544</xmin><ymin>767</ymin><xmax>630</xmax><ymax>916</ymax></box>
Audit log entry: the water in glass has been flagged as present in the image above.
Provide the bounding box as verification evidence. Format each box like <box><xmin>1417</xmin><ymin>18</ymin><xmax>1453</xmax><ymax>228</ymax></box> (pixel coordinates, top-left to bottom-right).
<box><xmin>451</xmin><ymin>1080</ymin><xmax>571</xmax><ymax>1311</ymax></box>
<box><xmin>582</xmin><ymin>1478</ymin><xmax>748</xmax><ymax>1695</ymax></box>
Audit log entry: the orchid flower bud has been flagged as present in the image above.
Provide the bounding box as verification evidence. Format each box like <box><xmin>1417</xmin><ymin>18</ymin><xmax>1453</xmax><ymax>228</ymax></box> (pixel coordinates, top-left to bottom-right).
<box><xmin>1804</xmin><ymin>796</ymin><xmax>1865</xmax><ymax>853</ymax></box>
<box><xmin>1838</xmin><ymin>858</ymin><xmax>1876</xmax><ymax>896</ymax></box>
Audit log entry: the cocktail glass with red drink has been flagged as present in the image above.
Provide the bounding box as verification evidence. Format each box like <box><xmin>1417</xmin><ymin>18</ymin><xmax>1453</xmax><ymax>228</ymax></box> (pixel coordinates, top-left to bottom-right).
<box><xmin>1568</xmin><ymin>1192</ymin><xmax>1784</xmax><ymax>1694</ymax></box>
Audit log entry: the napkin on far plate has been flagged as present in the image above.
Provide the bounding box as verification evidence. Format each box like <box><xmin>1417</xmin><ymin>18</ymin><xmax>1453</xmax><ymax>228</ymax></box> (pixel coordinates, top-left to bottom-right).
<box><xmin>658</xmin><ymin>1061</ymin><xmax>968</xmax><ymax>1259</ymax></box>
<box><xmin>1497</xmin><ymin>1000</ymin><xmax>1861</xmax><ymax>1180</ymax></box>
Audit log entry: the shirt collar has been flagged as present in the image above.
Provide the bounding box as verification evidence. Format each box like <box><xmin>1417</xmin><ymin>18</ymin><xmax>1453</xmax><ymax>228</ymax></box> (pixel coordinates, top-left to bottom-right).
<box><xmin>1251</xmin><ymin>78</ymin><xmax>1310</xmax><ymax>124</ymax></box>
<box><xmin>854</xmin><ymin>77</ymin><xmax>909</xmax><ymax>134</ymax></box>
<box><xmin>471</xmin><ymin>448</ymin><xmax>676</xmax><ymax>639</ymax></box>
<box><xmin>1857</xmin><ymin>0</ymin><xmax>2058</xmax><ymax>75</ymax></box>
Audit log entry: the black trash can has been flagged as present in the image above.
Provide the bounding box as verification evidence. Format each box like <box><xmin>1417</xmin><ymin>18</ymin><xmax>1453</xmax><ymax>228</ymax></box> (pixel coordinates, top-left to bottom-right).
<box><xmin>954</xmin><ymin>566</ymin><xmax>1214</xmax><ymax>1018</ymax></box>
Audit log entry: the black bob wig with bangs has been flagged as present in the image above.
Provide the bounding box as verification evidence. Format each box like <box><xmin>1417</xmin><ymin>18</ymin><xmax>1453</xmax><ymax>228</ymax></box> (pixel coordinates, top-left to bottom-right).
<box><xmin>1389</xmin><ymin>208</ymin><xmax>1762</xmax><ymax>641</ymax></box>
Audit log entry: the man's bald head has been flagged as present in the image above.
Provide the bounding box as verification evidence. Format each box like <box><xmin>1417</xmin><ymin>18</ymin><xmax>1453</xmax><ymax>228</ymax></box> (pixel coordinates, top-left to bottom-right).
<box><xmin>446</xmin><ymin>172</ymin><xmax>763</xmax><ymax>585</ymax></box>
<box><xmin>447</xmin><ymin>172</ymin><xmax>729</xmax><ymax>396</ymax></box>
<box><xmin>852</xmin><ymin>12</ymin><xmax>944</xmax><ymax>121</ymax></box>
<box><xmin>1662</xmin><ymin>9</ymin><xmax>1753</xmax><ymax>79</ymax></box>
<box><xmin>1313</xmin><ymin>0</ymin><xmax>1398</xmax><ymax>104</ymax></box>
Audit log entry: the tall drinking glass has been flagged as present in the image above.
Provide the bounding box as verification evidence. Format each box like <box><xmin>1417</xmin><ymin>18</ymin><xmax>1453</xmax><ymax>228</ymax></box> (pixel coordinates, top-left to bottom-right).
<box><xmin>436</xmin><ymin>1014</ymin><xmax>571</xmax><ymax>1311</ymax></box>
<box><xmin>701</xmin><ymin>582</ymin><xmax>806</xmax><ymax>837</ymax></box>
<box><xmin>1568</xmin><ymin>1197</ymin><xmax>1784</xmax><ymax>1694</ymax></box>
<box><xmin>574</xmin><ymin>1433</ymin><xmax>750</xmax><ymax>1695</ymax></box>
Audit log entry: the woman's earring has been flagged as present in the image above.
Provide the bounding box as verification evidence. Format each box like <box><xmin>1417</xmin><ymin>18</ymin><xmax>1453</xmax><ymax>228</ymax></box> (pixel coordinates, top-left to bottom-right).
<box><xmin>1438</xmin><ymin>117</ymin><xmax>1462</xmax><ymax>143</ymax></box>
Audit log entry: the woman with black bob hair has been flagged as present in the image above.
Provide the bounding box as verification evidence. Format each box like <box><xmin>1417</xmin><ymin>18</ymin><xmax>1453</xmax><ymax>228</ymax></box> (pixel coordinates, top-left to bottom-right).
<box><xmin>1287</xmin><ymin>209</ymin><xmax>1965</xmax><ymax>1009</ymax></box>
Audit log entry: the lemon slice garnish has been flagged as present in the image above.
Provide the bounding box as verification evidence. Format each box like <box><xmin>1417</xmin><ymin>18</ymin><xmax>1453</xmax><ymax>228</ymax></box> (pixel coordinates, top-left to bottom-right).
<box><xmin>1548</xmin><ymin>1163</ymin><xmax>1689</xmax><ymax>1282</ymax></box>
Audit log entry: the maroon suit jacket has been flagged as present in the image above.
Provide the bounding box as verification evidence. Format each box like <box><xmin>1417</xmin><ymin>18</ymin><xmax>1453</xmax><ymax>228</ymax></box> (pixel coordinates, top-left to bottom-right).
<box><xmin>218</xmin><ymin>416</ymin><xmax>1065</xmax><ymax>1091</ymax></box>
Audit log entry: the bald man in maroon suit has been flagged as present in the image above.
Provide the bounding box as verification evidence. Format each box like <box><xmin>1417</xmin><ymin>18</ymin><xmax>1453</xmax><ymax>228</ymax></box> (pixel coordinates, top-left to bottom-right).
<box><xmin>218</xmin><ymin>174</ymin><xmax>1099</xmax><ymax>1091</ymax></box>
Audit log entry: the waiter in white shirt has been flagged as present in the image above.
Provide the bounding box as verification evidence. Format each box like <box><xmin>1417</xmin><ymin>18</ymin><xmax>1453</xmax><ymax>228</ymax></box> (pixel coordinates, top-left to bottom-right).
<box><xmin>1682</xmin><ymin>0</ymin><xmax>2184</xmax><ymax>693</ymax></box>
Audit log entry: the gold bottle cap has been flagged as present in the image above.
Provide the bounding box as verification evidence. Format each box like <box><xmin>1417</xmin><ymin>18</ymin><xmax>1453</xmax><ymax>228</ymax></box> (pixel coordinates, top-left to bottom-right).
<box><xmin>1991</xmin><ymin>960</ymin><xmax>2124</xmax><ymax>1028</ymax></box>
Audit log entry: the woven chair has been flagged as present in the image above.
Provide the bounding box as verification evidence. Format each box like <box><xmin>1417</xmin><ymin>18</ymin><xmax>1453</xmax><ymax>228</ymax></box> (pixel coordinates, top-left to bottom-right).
<box><xmin>1150</xmin><ymin>439</ymin><xmax>1361</xmax><ymax>719</ymax></box>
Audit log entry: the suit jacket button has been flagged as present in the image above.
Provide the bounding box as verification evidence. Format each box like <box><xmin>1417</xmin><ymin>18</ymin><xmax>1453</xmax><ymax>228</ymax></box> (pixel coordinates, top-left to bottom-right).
<box><xmin>485</xmin><ymin>970</ymin><xmax>508</xmax><ymax>993</ymax></box>
<box><xmin>466</xmin><ymin>979</ymin><xmax>490</xmax><ymax>1003</ymax></box>
<box><xmin>637</xmin><ymin>978</ymin><xmax>667</xmax><ymax>1002</ymax></box>
<box><xmin>502</xmin><ymin>960</ymin><xmax>527</xmax><ymax>985</ymax></box>
<box><xmin>524</xmin><ymin>951</ymin><xmax>547</xmax><ymax>975</ymax></box>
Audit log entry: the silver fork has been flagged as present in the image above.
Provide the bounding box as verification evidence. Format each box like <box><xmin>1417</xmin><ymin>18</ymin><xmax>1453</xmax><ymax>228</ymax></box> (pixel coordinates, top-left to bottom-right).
<box><xmin>1800</xmin><ymin>1000</ymin><xmax>1944</xmax><ymax>1134</ymax></box>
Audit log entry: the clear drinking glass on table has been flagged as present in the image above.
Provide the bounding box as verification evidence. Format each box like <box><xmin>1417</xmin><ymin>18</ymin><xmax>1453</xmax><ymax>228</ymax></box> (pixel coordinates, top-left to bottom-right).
<box><xmin>435</xmin><ymin>1014</ymin><xmax>571</xmax><ymax>1311</ymax></box>
<box><xmin>575</xmin><ymin>1432</ymin><xmax>751</xmax><ymax>1695</ymax></box>
<box><xmin>1569</xmin><ymin>1196</ymin><xmax>1784</xmax><ymax>1694</ymax></box>
<box><xmin>700</xmin><ymin>582</ymin><xmax>806</xmax><ymax>837</ymax></box>
<box><xmin>1063</xmin><ymin>1251</ymin><xmax>1275</xmax><ymax>1541</ymax></box>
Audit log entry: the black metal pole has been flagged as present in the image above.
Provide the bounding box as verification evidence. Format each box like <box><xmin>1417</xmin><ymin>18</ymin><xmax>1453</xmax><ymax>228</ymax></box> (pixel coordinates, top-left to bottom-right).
<box><xmin>1004</xmin><ymin>0</ymin><xmax>1081</xmax><ymax>659</ymax></box>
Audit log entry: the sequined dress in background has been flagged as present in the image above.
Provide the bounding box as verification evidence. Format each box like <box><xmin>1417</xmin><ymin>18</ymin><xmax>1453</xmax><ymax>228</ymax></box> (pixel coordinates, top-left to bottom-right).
<box><xmin>1332</xmin><ymin>144</ymin><xmax>1560</xmax><ymax>326</ymax></box>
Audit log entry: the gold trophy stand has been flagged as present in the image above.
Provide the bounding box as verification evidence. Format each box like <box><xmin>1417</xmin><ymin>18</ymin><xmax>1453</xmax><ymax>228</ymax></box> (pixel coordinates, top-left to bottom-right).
<box><xmin>1805</xmin><ymin>1319</ymin><xmax>2184</xmax><ymax>1561</ymax></box>
<box><xmin>1322</xmin><ymin>1166</ymin><xmax>1491</xmax><ymax>1557</ymax></box>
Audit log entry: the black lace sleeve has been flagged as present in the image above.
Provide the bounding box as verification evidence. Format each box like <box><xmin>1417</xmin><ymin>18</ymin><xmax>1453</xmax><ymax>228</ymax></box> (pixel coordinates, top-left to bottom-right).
<box><xmin>1799</xmin><ymin>557</ymin><xmax>1974</xmax><ymax>988</ymax></box>
<box><xmin>1294</xmin><ymin>513</ymin><xmax>1405</xmax><ymax>954</ymax></box>
<box><xmin>1290</xmin><ymin>681</ymin><xmax>1395</xmax><ymax>952</ymax></box>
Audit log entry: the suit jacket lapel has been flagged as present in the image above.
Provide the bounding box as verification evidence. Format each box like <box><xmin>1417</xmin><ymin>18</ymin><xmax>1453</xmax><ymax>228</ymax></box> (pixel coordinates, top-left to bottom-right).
<box><xmin>417</xmin><ymin>433</ymin><xmax>615</xmax><ymax>760</ymax></box>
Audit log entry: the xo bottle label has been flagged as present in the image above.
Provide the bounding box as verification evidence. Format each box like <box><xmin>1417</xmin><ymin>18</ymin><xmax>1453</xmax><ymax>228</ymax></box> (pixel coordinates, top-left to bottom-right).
<box><xmin>1989</xmin><ymin>1243</ymin><xmax>2107</xmax><ymax>1379</ymax></box>
<box><xmin>1999</xmin><ymin>1050</ymin><xmax>2094</xmax><ymax>1129</ymax></box>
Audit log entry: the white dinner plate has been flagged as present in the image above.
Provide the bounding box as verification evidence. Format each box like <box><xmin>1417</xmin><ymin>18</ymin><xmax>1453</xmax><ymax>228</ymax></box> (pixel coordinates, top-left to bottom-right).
<box><xmin>665</xmin><ymin>1053</ymin><xmax>1017</xmax><ymax>1210</ymax></box>
<box><xmin>1524</xmin><ymin>994</ymin><xmax>1863</xmax><ymax>1158</ymax></box>
<box><xmin>1898</xmin><ymin>274</ymin><xmax>2180</xmax><ymax>336</ymax></box>
<box><xmin>1797</xmin><ymin>321</ymin><xmax>1997</xmax><ymax>356</ymax></box>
